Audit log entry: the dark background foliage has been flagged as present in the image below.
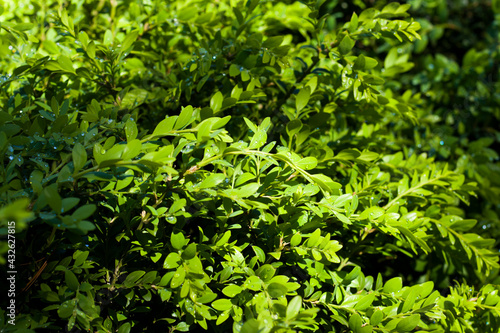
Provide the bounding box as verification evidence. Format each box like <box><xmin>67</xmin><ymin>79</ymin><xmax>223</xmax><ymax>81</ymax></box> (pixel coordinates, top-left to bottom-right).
<box><xmin>1</xmin><ymin>0</ymin><xmax>499</xmax><ymax>332</ymax></box>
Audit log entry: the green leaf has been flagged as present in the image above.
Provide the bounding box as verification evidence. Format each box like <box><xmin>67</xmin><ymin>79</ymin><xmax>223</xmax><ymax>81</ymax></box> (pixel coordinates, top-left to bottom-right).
<box><xmin>58</xmin><ymin>300</ymin><xmax>76</xmax><ymax>318</ymax></box>
<box><xmin>103</xmin><ymin>29</ymin><xmax>113</xmax><ymax>45</ymax></box>
<box><xmin>229</xmin><ymin>64</ymin><xmax>240</xmax><ymax>77</ymax></box>
<box><xmin>125</xmin><ymin>119</ymin><xmax>138</xmax><ymax>141</ymax></box>
<box><xmin>349</xmin><ymin>12</ymin><xmax>358</xmax><ymax>33</ymax></box>
<box><xmin>307</xmin><ymin>228</ymin><xmax>322</xmax><ymax>247</ymax></box>
<box><xmin>296</xmin><ymin>157</ymin><xmax>317</xmax><ymax>170</ymax></box>
<box><xmin>124</xmin><ymin>270</ymin><xmax>145</xmax><ymax>287</ymax></box>
<box><xmin>14</xmin><ymin>23</ymin><xmax>34</xmax><ymax>31</ymax></box>
<box><xmin>228</xmin><ymin>183</ymin><xmax>260</xmax><ymax>198</ymax></box>
<box><xmin>121</xmin><ymin>88</ymin><xmax>149</xmax><ymax>108</ymax></box>
<box><xmin>267</xmin><ymin>282</ymin><xmax>288</xmax><ymax>297</ymax></box>
<box><xmin>370</xmin><ymin>310</ymin><xmax>384</xmax><ymax>326</ymax></box>
<box><xmin>122</xmin><ymin>139</ymin><xmax>142</xmax><ymax>160</ymax></box>
<box><xmin>210</xmin><ymin>91</ymin><xmax>223</xmax><ymax>113</ymax></box>
<box><xmin>355</xmin><ymin>293</ymin><xmax>375</xmax><ymax>310</ymax></box>
<box><xmin>290</xmin><ymin>233</ymin><xmax>302</xmax><ymax>246</ymax></box>
<box><xmin>164</xmin><ymin>253</ymin><xmax>181</xmax><ymax>269</ymax></box>
<box><xmin>334</xmin><ymin>149</ymin><xmax>361</xmax><ymax>161</ymax></box>
<box><xmin>58</xmin><ymin>55</ymin><xmax>75</xmax><ymax>73</ymax></box>
<box><xmin>286</xmin><ymin>295</ymin><xmax>302</xmax><ymax>319</ymax></box>
<box><xmin>339</xmin><ymin>35</ymin><xmax>355</xmax><ymax>55</ymax></box>
<box><xmin>296</xmin><ymin>87</ymin><xmax>311</xmax><ymax>112</ymax></box>
<box><xmin>153</xmin><ymin>117</ymin><xmax>177</xmax><ymax>137</ymax></box>
<box><xmin>255</xmin><ymin>264</ymin><xmax>275</xmax><ymax>282</ymax></box>
<box><xmin>310</xmin><ymin>174</ymin><xmax>342</xmax><ymax>193</ymax></box>
<box><xmin>353</xmin><ymin>79</ymin><xmax>363</xmax><ymax>101</ymax></box>
<box><xmin>252</xmin><ymin>246</ymin><xmax>266</xmax><ymax>262</ymax></box>
<box><xmin>72</xmin><ymin>143</ymin><xmax>87</xmax><ymax>172</ymax></box>
<box><xmin>349</xmin><ymin>313</ymin><xmax>362</xmax><ymax>332</ymax></box>
<box><xmin>247</xmin><ymin>126</ymin><xmax>266</xmax><ymax>149</ymax></box>
<box><xmin>401</xmin><ymin>288</ymin><xmax>417</xmax><ymax>313</ymax></box>
<box><xmin>449</xmin><ymin>219</ymin><xmax>477</xmax><ymax>231</ymax></box>
<box><xmin>171</xmin><ymin>231</ymin><xmax>186</xmax><ymax>250</ymax></box>
<box><xmin>71</xmin><ymin>204</ymin><xmax>96</xmax><ymax>220</ymax></box>
<box><xmin>197</xmin><ymin>118</ymin><xmax>215</xmax><ymax>140</ymax></box>
<box><xmin>396</xmin><ymin>314</ymin><xmax>420</xmax><ymax>332</ymax></box>
<box><xmin>240</xmin><ymin>319</ymin><xmax>260</xmax><ymax>333</ymax></box>
<box><xmin>45</xmin><ymin>60</ymin><xmax>63</xmax><ymax>71</ymax></box>
<box><xmin>286</xmin><ymin>119</ymin><xmax>303</xmax><ymax>138</ymax></box>
<box><xmin>181</xmin><ymin>243</ymin><xmax>197</xmax><ymax>260</ymax></box>
<box><xmin>222</xmin><ymin>285</ymin><xmax>243</xmax><ymax>297</ymax></box>
<box><xmin>383</xmin><ymin>277</ymin><xmax>403</xmax><ymax>294</ymax></box>
<box><xmin>50</xmin><ymin>96</ymin><xmax>60</xmax><ymax>116</ymax></box>
<box><xmin>494</xmin><ymin>0</ymin><xmax>500</xmax><ymax>13</ymax></box>
<box><xmin>170</xmin><ymin>266</ymin><xmax>185</xmax><ymax>288</ymax></box>
<box><xmin>43</xmin><ymin>184</ymin><xmax>62</xmax><ymax>213</ymax></box>
<box><xmin>199</xmin><ymin>173</ymin><xmax>225</xmax><ymax>189</ymax></box>
<box><xmin>178</xmin><ymin>6</ymin><xmax>198</xmax><ymax>20</ymax></box>
<box><xmin>169</xmin><ymin>198</ymin><xmax>187</xmax><ymax>214</ymax></box>
<box><xmin>262</xmin><ymin>36</ymin><xmax>284</xmax><ymax>48</ymax></box>
<box><xmin>175</xmin><ymin>105</ymin><xmax>196</xmax><ymax>129</ymax></box>
<box><xmin>212</xmin><ymin>299</ymin><xmax>233</xmax><ymax>311</ymax></box>
<box><xmin>65</xmin><ymin>270</ymin><xmax>80</xmax><ymax>290</ymax></box>
<box><xmin>74</xmin><ymin>251</ymin><xmax>89</xmax><ymax>267</ymax></box>
<box><xmin>117</xmin><ymin>323</ymin><xmax>131</xmax><ymax>333</ymax></box>
<box><xmin>120</xmin><ymin>30</ymin><xmax>139</xmax><ymax>51</ymax></box>
<box><xmin>244</xmin><ymin>276</ymin><xmax>262</xmax><ymax>291</ymax></box>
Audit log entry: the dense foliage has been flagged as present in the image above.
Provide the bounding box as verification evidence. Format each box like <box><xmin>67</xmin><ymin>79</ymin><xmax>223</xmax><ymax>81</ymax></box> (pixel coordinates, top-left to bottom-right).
<box><xmin>1</xmin><ymin>0</ymin><xmax>499</xmax><ymax>332</ymax></box>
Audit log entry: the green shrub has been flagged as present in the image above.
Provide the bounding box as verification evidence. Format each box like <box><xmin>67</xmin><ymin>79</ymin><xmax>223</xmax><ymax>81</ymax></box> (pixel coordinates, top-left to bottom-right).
<box><xmin>0</xmin><ymin>0</ymin><xmax>499</xmax><ymax>332</ymax></box>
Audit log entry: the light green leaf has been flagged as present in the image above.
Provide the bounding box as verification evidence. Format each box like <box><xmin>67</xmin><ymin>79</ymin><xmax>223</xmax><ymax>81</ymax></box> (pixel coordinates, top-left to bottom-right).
<box><xmin>58</xmin><ymin>55</ymin><xmax>75</xmax><ymax>73</ymax></box>
<box><xmin>290</xmin><ymin>233</ymin><xmax>302</xmax><ymax>246</ymax></box>
<box><xmin>170</xmin><ymin>266</ymin><xmax>185</xmax><ymax>288</ymax></box>
<box><xmin>120</xmin><ymin>30</ymin><xmax>139</xmax><ymax>51</ymax></box>
<box><xmin>255</xmin><ymin>264</ymin><xmax>275</xmax><ymax>282</ymax></box>
<box><xmin>199</xmin><ymin>173</ymin><xmax>225</xmax><ymax>189</ymax></box>
<box><xmin>286</xmin><ymin>295</ymin><xmax>302</xmax><ymax>319</ymax></box>
<box><xmin>383</xmin><ymin>277</ymin><xmax>402</xmax><ymax>294</ymax></box>
<box><xmin>175</xmin><ymin>105</ymin><xmax>196</xmax><ymax>129</ymax></box>
<box><xmin>164</xmin><ymin>253</ymin><xmax>181</xmax><ymax>269</ymax></box>
<box><xmin>354</xmin><ymin>293</ymin><xmax>375</xmax><ymax>310</ymax></box>
<box><xmin>121</xmin><ymin>139</ymin><xmax>142</xmax><ymax>160</ymax></box>
<box><xmin>210</xmin><ymin>92</ymin><xmax>223</xmax><ymax>113</ymax></box>
<box><xmin>249</xmin><ymin>129</ymin><xmax>267</xmax><ymax>149</ymax></box>
<box><xmin>252</xmin><ymin>246</ymin><xmax>266</xmax><ymax>262</ymax></box>
<box><xmin>153</xmin><ymin>117</ymin><xmax>177</xmax><ymax>137</ymax></box>
<box><xmin>229</xmin><ymin>64</ymin><xmax>240</xmax><ymax>77</ymax></box>
<box><xmin>296</xmin><ymin>157</ymin><xmax>317</xmax><ymax>170</ymax></box>
<box><xmin>370</xmin><ymin>310</ymin><xmax>384</xmax><ymax>326</ymax></box>
<box><xmin>339</xmin><ymin>35</ymin><xmax>355</xmax><ymax>55</ymax></box>
<box><xmin>212</xmin><ymin>299</ymin><xmax>233</xmax><ymax>311</ymax></box>
<box><xmin>396</xmin><ymin>314</ymin><xmax>420</xmax><ymax>332</ymax></box>
<box><xmin>402</xmin><ymin>289</ymin><xmax>417</xmax><ymax>313</ymax></box>
<box><xmin>125</xmin><ymin>119</ymin><xmax>138</xmax><ymax>141</ymax></box>
<box><xmin>262</xmin><ymin>36</ymin><xmax>284</xmax><ymax>48</ymax></box>
<box><xmin>349</xmin><ymin>313</ymin><xmax>362</xmax><ymax>332</ymax></box>
<box><xmin>222</xmin><ymin>284</ymin><xmax>243</xmax><ymax>297</ymax></box>
<box><xmin>296</xmin><ymin>87</ymin><xmax>310</xmax><ymax>112</ymax></box>
<box><xmin>267</xmin><ymin>282</ymin><xmax>287</xmax><ymax>297</ymax></box>
<box><xmin>171</xmin><ymin>231</ymin><xmax>186</xmax><ymax>250</ymax></box>
<box><xmin>241</xmin><ymin>319</ymin><xmax>260</xmax><ymax>333</ymax></box>
<box><xmin>310</xmin><ymin>174</ymin><xmax>342</xmax><ymax>193</ymax></box>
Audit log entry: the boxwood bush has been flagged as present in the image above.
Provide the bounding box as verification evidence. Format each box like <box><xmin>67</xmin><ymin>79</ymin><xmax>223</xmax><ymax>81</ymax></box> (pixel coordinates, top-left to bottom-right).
<box><xmin>1</xmin><ymin>0</ymin><xmax>499</xmax><ymax>332</ymax></box>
